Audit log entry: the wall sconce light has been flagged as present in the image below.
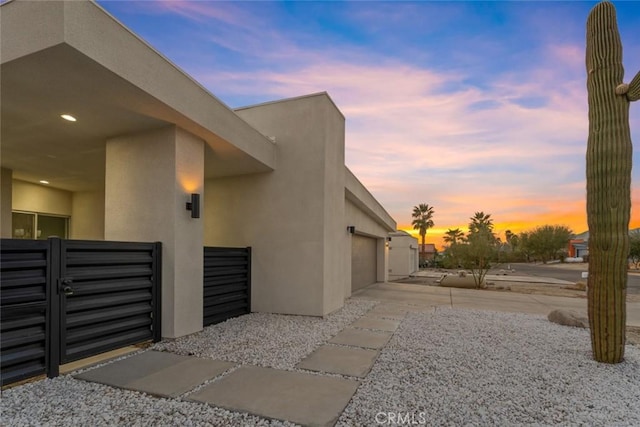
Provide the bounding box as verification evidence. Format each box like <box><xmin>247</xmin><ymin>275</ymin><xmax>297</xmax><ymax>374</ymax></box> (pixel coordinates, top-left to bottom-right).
<box><xmin>347</xmin><ymin>225</ymin><xmax>356</xmax><ymax>234</ymax></box>
<box><xmin>186</xmin><ymin>193</ymin><xmax>200</xmax><ymax>218</ymax></box>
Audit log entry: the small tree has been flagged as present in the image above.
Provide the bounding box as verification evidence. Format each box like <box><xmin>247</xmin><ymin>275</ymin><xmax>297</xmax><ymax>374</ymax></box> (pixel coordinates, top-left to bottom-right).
<box><xmin>411</xmin><ymin>204</ymin><xmax>435</xmax><ymax>265</ymax></box>
<box><xmin>502</xmin><ymin>230</ymin><xmax>521</xmax><ymax>263</ymax></box>
<box><xmin>515</xmin><ymin>232</ymin><xmax>533</xmax><ymax>262</ymax></box>
<box><xmin>462</xmin><ymin>229</ymin><xmax>497</xmax><ymax>288</ymax></box>
<box><xmin>520</xmin><ymin>225</ymin><xmax>573</xmax><ymax>263</ymax></box>
<box><xmin>630</xmin><ymin>230</ymin><xmax>640</xmax><ymax>269</ymax></box>
<box><xmin>443</xmin><ymin>228</ymin><xmax>464</xmax><ymax>268</ymax></box>
<box><xmin>457</xmin><ymin>212</ymin><xmax>497</xmax><ymax>288</ymax></box>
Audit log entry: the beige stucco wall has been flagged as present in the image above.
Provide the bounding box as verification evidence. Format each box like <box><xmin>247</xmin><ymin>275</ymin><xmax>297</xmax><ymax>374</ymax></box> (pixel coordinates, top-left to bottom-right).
<box><xmin>7</xmin><ymin>179</ymin><xmax>106</xmax><ymax>240</ymax></box>
<box><xmin>12</xmin><ymin>179</ymin><xmax>72</xmax><ymax>216</ymax></box>
<box><xmin>1</xmin><ymin>168</ymin><xmax>12</xmax><ymax>237</ymax></box>
<box><xmin>105</xmin><ymin>125</ymin><xmax>204</xmax><ymax>338</ymax></box>
<box><xmin>7</xmin><ymin>180</ymin><xmax>105</xmax><ymax>240</ymax></box>
<box><xmin>320</xmin><ymin>98</ymin><xmax>349</xmax><ymax>314</ymax></box>
<box><xmin>71</xmin><ymin>190</ymin><xmax>105</xmax><ymax>240</ymax></box>
<box><xmin>205</xmin><ymin>93</ymin><xmax>348</xmax><ymax>317</ymax></box>
<box><xmin>388</xmin><ymin>233</ymin><xmax>419</xmax><ymax>278</ymax></box>
<box><xmin>344</xmin><ymin>197</ymin><xmax>391</xmax><ymax>239</ymax></box>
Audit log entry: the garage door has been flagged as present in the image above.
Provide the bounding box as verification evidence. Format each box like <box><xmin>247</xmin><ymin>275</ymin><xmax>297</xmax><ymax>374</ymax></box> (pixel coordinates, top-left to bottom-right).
<box><xmin>351</xmin><ymin>235</ymin><xmax>378</xmax><ymax>291</ymax></box>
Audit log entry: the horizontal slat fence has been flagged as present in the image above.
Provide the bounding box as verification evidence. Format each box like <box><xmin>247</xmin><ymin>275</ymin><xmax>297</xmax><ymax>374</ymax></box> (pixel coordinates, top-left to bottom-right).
<box><xmin>60</xmin><ymin>240</ymin><xmax>162</xmax><ymax>363</ymax></box>
<box><xmin>0</xmin><ymin>240</ymin><xmax>51</xmax><ymax>386</ymax></box>
<box><xmin>203</xmin><ymin>247</ymin><xmax>251</xmax><ymax>326</ymax></box>
<box><xmin>0</xmin><ymin>238</ymin><xmax>161</xmax><ymax>386</ymax></box>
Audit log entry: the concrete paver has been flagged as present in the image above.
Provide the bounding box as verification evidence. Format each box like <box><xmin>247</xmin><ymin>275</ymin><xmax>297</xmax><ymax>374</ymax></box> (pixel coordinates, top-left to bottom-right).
<box><xmin>350</xmin><ymin>316</ymin><xmax>400</xmax><ymax>332</ymax></box>
<box><xmin>75</xmin><ymin>350</ymin><xmax>235</xmax><ymax>398</ymax></box>
<box><xmin>60</xmin><ymin>346</ymin><xmax>140</xmax><ymax>374</ymax></box>
<box><xmin>189</xmin><ymin>365</ymin><xmax>360</xmax><ymax>427</ymax></box>
<box><xmin>367</xmin><ymin>303</ymin><xmax>427</xmax><ymax>319</ymax></box>
<box><xmin>354</xmin><ymin>282</ymin><xmax>453</xmax><ymax>308</ymax></box>
<box><xmin>329</xmin><ymin>327</ymin><xmax>392</xmax><ymax>349</ymax></box>
<box><xmin>296</xmin><ymin>344</ymin><xmax>378</xmax><ymax>377</ymax></box>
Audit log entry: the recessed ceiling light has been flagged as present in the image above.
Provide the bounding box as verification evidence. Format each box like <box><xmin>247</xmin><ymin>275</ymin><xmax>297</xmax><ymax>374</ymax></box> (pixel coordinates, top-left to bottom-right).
<box><xmin>39</xmin><ymin>180</ymin><xmax>50</xmax><ymax>184</ymax></box>
<box><xmin>61</xmin><ymin>114</ymin><xmax>76</xmax><ymax>122</ymax></box>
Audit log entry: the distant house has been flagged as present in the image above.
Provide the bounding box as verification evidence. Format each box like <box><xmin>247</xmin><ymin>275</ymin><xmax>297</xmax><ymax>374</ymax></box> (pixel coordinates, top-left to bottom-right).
<box><xmin>419</xmin><ymin>243</ymin><xmax>437</xmax><ymax>261</ymax></box>
<box><xmin>568</xmin><ymin>231</ymin><xmax>589</xmax><ymax>258</ymax></box>
<box><xmin>569</xmin><ymin>229</ymin><xmax>639</xmax><ymax>260</ymax></box>
<box><xmin>388</xmin><ymin>231</ymin><xmax>419</xmax><ymax>279</ymax></box>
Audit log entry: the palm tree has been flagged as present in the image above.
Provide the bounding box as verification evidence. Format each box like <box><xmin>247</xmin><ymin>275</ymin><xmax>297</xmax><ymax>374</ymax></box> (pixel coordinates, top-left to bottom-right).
<box><xmin>443</xmin><ymin>228</ymin><xmax>464</xmax><ymax>246</ymax></box>
<box><xmin>411</xmin><ymin>203</ymin><xmax>435</xmax><ymax>265</ymax></box>
<box><xmin>505</xmin><ymin>229</ymin><xmax>514</xmax><ymax>244</ymax></box>
<box><xmin>468</xmin><ymin>211</ymin><xmax>494</xmax><ymax>235</ymax></box>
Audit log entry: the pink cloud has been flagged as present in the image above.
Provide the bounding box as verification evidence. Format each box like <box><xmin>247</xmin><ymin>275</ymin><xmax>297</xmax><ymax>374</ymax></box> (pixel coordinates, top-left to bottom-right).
<box><xmin>170</xmin><ymin>7</ymin><xmax>636</xmax><ymax>236</ymax></box>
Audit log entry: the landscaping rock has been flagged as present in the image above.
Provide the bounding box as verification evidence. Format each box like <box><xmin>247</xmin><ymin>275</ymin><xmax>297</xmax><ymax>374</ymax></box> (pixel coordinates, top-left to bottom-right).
<box><xmin>547</xmin><ymin>309</ymin><xmax>588</xmax><ymax>328</ymax></box>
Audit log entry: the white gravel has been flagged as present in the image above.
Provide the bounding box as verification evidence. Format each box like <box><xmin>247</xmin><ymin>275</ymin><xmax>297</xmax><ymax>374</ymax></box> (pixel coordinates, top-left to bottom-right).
<box><xmin>1</xmin><ymin>375</ymin><xmax>296</xmax><ymax>427</ymax></box>
<box><xmin>152</xmin><ymin>299</ymin><xmax>377</xmax><ymax>369</ymax></box>
<box><xmin>338</xmin><ymin>307</ymin><xmax>640</xmax><ymax>426</ymax></box>
<box><xmin>2</xmin><ymin>301</ymin><xmax>639</xmax><ymax>426</ymax></box>
<box><xmin>0</xmin><ymin>299</ymin><xmax>374</xmax><ymax>426</ymax></box>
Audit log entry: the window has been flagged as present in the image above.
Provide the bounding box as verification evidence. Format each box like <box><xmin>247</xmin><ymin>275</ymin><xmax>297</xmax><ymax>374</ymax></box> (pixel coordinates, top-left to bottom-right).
<box><xmin>12</xmin><ymin>211</ymin><xmax>69</xmax><ymax>239</ymax></box>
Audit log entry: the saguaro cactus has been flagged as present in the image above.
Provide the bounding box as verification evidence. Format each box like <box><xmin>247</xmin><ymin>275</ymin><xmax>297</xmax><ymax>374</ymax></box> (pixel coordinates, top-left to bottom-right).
<box><xmin>586</xmin><ymin>1</ymin><xmax>640</xmax><ymax>363</ymax></box>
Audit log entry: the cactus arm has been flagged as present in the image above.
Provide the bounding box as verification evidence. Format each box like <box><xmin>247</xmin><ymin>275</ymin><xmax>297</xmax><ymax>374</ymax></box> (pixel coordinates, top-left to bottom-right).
<box><xmin>626</xmin><ymin>70</ymin><xmax>640</xmax><ymax>101</ymax></box>
<box><xmin>616</xmin><ymin>71</ymin><xmax>640</xmax><ymax>101</ymax></box>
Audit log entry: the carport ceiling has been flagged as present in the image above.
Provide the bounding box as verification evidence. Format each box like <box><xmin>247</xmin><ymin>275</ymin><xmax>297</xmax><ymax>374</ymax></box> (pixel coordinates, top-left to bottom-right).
<box><xmin>1</xmin><ymin>43</ymin><xmax>267</xmax><ymax>192</ymax></box>
<box><xmin>1</xmin><ymin>44</ymin><xmax>170</xmax><ymax>191</ymax></box>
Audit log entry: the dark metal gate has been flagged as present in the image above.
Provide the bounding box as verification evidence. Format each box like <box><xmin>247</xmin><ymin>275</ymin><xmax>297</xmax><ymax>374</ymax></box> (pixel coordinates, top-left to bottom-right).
<box><xmin>0</xmin><ymin>240</ymin><xmax>51</xmax><ymax>386</ymax></box>
<box><xmin>203</xmin><ymin>247</ymin><xmax>251</xmax><ymax>327</ymax></box>
<box><xmin>1</xmin><ymin>238</ymin><xmax>161</xmax><ymax>386</ymax></box>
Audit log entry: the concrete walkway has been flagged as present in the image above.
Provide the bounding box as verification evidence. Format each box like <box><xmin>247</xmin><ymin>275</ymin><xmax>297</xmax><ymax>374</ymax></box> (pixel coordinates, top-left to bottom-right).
<box><xmin>73</xmin><ymin>281</ymin><xmax>639</xmax><ymax>426</ymax></box>
<box><xmin>74</xmin><ymin>303</ymin><xmax>404</xmax><ymax>427</ymax></box>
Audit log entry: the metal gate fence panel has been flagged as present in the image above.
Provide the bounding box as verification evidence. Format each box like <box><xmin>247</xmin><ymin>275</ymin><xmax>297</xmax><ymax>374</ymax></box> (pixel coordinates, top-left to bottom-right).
<box><xmin>0</xmin><ymin>240</ymin><xmax>51</xmax><ymax>386</ymax></box>
<box><xmin>203</xmin><ymin>247</ymin><xmax>251</xmax><ymax>326</ymax></box>
<box><xmin>59</xmin><ymin>240</ymin><xmax>161</xmax><ymax>363</ymax></box>
<box><xmin>0</xmin><ymin>238</ymin><xmax>161</xmax><ymax>386</ymax></box>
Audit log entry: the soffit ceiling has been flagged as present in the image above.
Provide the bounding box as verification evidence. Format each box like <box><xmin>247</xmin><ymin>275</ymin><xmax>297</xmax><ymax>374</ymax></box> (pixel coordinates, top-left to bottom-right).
<box><xmin>1</xmin><ymin>43</ymin><xmax>272</xmax><ymax>193</ymax></box>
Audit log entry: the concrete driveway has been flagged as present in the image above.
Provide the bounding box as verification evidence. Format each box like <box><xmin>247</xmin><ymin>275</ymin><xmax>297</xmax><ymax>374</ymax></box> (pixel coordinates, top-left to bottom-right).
<box><xmin>353</xmin><ymin>282</ymin><xmax>640</xmax><ymax>327</ymax></box>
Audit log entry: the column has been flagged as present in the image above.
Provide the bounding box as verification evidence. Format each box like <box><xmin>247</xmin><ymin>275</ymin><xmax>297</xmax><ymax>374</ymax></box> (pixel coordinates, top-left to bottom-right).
<box><xmin>105</xmin><ymin>126</ymin><xmax>204</xmax><ymax>338</ymax></box>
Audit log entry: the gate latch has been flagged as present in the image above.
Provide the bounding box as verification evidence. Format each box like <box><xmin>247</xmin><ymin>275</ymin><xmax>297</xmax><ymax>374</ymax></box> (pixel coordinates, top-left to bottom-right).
<box><xmin>58</xmin><ymin>278</ymin><xmax>74</xmax><ymax>296</ymax></box>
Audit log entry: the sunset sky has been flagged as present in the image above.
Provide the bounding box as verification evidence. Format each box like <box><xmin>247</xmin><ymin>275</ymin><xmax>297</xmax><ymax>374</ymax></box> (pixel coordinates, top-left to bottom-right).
<box><xmin>98</xmin><ymin>0</ymin><xmax>640</xmax><ymax>249</ymax></box>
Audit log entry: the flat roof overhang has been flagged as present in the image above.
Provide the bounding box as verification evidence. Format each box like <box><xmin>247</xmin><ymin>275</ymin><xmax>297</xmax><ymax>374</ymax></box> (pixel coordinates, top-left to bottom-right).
<box><xmin>1</xmin><ymin>0</ymin><xmax>276</xmax><ymax>192</ymax></box>
<box><xmin>345</xmin><ymin>167</ymin><xmax>397</xmax><ymax>232</ymax></box>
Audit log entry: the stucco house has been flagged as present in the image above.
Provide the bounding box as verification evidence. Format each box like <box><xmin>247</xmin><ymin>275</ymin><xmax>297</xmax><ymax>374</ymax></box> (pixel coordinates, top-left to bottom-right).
<box><xmin>419</xmin><ymin>243</ymin><xmax>437</xmax><ymax>262</ymax></box>
<box><xmin>568</xmin><ymin>231</ymin><xmax>589</xmax><ymax>259</ymax></box>
<box><xmin>0</xmin><ymin>0</ymin><xmax>396</xmax><ymax>340</ymax></box>
<box><xmin>387</xmin><ymin>230</ymin><xmax>419</xmax><ymax>279</ymax></box>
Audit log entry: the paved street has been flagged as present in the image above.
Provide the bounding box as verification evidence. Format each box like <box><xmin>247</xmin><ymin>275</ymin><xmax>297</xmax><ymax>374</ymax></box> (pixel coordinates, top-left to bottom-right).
<box><xmin>509</xmin><ymin>262</ymin><xmax>640</xmax><ymax>295</ymax></box>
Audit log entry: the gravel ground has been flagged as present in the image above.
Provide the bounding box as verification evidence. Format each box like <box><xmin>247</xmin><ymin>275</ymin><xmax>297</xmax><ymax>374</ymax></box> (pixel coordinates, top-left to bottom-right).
<box><xmin>152</xmin><ymin>299</ymin><xmax>377</xmax><ymax>370</ymax></box>
<box><xmin>0</xmin><ymin>300</ymin><xmax>375</xmax><ymax>426</ymax></box>
<box><xmin>3</xmin><ymin>301</ymin><xmax>639</xmax><ymax>426</ymax></box>
<box><xmin>338</xmin><ymin>308</ymin><xmax>640</xmax><ymax>426</ymax></box>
